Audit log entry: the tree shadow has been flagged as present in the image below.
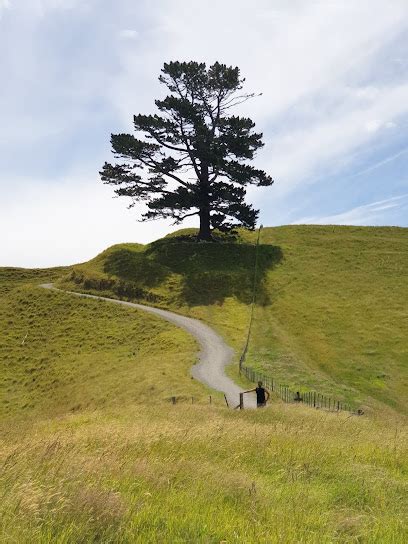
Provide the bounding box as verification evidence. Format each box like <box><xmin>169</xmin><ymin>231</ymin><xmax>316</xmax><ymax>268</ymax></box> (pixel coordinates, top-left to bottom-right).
<box><xmin>103</xmin><ymin>235</ymin><xmax>283</xmax><ymax>306</ymax></box>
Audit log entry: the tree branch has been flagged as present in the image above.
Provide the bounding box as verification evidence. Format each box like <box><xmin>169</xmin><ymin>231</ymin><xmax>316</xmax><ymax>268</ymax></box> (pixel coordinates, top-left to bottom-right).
<box><xmin>171</xmin><ymin>210</ymin><xmax>199</xmax><ymax>224</ymax></box>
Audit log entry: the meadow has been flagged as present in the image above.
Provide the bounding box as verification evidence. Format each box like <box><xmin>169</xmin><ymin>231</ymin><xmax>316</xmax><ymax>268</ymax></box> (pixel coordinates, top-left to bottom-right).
<box><xmin>1</xmin><ymin>227</ymin><xmax>407</xmax><ymax>542</ymax></box>
<box><xmin>0</xmin><ymin>271</ymin><xmax>201</xmax><ymax>422</ymax></box>
<box><xmin>2</xmin><ymin>400</ymin><xmax>407</xmax><ymax>543</ymax></box>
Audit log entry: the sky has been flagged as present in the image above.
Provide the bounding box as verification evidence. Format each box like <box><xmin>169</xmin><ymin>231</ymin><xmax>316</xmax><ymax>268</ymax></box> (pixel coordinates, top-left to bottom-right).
<box><xmin>1</xmin><ymin>0</ymin><xmax>407</xmax><ymax>267</ymax></box>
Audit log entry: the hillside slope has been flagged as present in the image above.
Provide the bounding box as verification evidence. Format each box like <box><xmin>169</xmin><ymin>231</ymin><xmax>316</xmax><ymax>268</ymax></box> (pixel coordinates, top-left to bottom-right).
<box><xmin>0</xmin><ymin>268</ymin><xmax>200</xmax><ymax>423</ymax></box>
<box><xmin>58</xmin><ymin>225</ymin><xmax>408</xmax><ymax>413</ymax></box>
<box><xmin>1</xmin><ymin>258</ymin><xmax>407</xmax><ymax>542</ymax></box>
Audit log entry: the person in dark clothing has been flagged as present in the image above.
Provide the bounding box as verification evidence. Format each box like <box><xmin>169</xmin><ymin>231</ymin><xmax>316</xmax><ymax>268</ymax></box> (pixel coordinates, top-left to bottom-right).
<box><xmin>294</xmin><ymin>391</ymin><xmax>303</xmax><ymax>402</ymax></box>
<box><xmin>243</xmin><ymin>381</ymin><xmax>270</xmax><ymax>407</ymax></box>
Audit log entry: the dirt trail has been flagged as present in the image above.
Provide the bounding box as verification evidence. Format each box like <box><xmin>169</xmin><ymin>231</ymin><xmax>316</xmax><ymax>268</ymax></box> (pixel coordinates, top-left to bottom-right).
<box><xmin>41</xmin><ymin>284</ymin><xmax>257</xmax><ymax>408</ymax></box>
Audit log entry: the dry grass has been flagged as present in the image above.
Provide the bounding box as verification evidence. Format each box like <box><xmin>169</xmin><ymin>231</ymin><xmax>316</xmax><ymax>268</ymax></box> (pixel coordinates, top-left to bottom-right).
<box><xmin>1</xmin><ymin>404</ymin><xmax>407</xmax><ymax>543</ymax></box>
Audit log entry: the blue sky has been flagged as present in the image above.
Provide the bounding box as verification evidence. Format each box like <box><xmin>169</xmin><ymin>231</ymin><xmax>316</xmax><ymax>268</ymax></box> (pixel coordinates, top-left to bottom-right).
<box><xmin>1</xmin><ymin>0</ymin><xmax>407</xmax><ymax>266</ymax></box>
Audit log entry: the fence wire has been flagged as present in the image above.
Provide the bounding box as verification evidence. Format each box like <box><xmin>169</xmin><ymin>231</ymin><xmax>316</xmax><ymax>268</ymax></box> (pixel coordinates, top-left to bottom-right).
<box><xmin>239</xmin><ymin>226</ymin><xmax>362</xmax><ymax>416</ymax></box>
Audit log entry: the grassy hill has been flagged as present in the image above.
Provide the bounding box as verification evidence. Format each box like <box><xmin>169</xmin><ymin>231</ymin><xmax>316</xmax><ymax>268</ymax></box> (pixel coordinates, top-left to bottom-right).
<box><xmin>1</xmin><ymin>228</ymin><xmax>407</xmax><ymax>542</ymax></box>
<box><xmin>58</xmin><ymin>225</ymin><xmax>408</xmax><ymax>414</ymax></box>
<box><xmin>0</xmin><ymin>280</ymin><xmax>201</xmax><ymax>423</ymax></box>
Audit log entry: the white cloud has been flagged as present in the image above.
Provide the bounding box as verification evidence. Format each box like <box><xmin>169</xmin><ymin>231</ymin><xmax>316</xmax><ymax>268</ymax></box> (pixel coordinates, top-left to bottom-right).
<box><xmin>365</xmin><ymin>119</ymin><xmax>382</xmax><ymax>133</ymax></box>
<box><xmin>353</xmin><ymin>86</ymin><xmax>380</xmax><ymax>101</ymax></box>
<box><xmin>111</xmin><ymin>0</ymin><xmax>408</xmax><ymax>189</ymax></box>
<box><xmin>118</xmin><ymin>29</ymin><xmax>139</xmax><ymax>40</ymax></box>
<box><xmin>345</xmin><ymin>146</ymin><xmax>408</xmax><ymax>179</ymax></box>
<box><xmin>294</xmin><ymin>194</ymin><xmax>408</xmax><ymax>226</ymax></box>
<box><xmin>259</xmin><ymin>82</ymin><xmax>408</xmax><ymax>198</ymax></box>
<box><xmin>0</xmin><ymin>0</ymin><xmax>11</xmax><ymax>16</ymax></box>
<box><xmin>365</xmin><ymin>119</ymin><xmax>397</xmax><ymax>133</ymax></box>
<box><xmin>0</xmin><ymin>171</ymin><xmax>197</xmax><ymax>267</ymax></box>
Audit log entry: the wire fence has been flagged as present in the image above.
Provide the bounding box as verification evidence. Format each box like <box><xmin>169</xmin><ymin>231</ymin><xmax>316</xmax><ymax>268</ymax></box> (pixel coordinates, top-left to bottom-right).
<box><xmin>167</xmin><ymin>395</ymin><xmax>230</xmax><ymax>408</ymax></box>
<box><xmin>241</xmin><ymin>364</ymin><xmax>362</xmax><ymax>414</ymax></box>
<box><xmin>239</xmin><ymin>226</ymin><xmax>363</xmax><ymax>416</ymax></box>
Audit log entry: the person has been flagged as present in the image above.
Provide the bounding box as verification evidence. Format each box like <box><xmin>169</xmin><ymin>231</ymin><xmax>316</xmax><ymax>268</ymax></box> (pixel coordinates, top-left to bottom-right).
<box><xmin>243</xmin><ymin>381</ymin><xmax>270</xmax><ymax>408</ymax></box>
<box><xmin>294</xmin><ymin>391</ymin><xmax>303</xmax><ymax>402</ymax></box>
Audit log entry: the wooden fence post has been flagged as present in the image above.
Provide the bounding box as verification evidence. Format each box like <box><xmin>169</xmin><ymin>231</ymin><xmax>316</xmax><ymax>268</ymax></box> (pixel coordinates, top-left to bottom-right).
<box><xmin>209</xmin><ymin>395</ymin><xmax>212</xmax><ymax>405</ymax></box>
<box><xmin>171</xmin><ymin>396</ymin><xmax>176</xmax><ymax>405</ymax></box>
<box><xmin>239</xmin><ymin>392</ymin><xmax>244</xmax><ymax>410</ymax></box>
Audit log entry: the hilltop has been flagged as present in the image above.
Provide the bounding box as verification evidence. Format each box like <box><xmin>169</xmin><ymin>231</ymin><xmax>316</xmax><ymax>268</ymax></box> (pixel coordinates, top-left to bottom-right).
<box><xmin>58</xmin><ymin>225</ymin><xmax>408</xmax><ymax>414</ymax></box>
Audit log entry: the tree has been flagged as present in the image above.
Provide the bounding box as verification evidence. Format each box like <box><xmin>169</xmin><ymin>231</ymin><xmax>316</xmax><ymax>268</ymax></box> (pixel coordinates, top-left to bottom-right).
<box><xmin>100</xmin><ymin>61</ymin><xmax>274</xmax><ymax>241</ymax></box>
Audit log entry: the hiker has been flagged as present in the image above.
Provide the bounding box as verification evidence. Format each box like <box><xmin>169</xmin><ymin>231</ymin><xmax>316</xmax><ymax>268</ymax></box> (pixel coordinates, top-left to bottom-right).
<box><xmin>294</xmin><ymin>391</ymin><xmax>303</xmax><ymax>402</ymax></box>
<box><xmin>243</xmin><ymin>381</ymin><xmax>270</xmax><ymax>408</ymax></box>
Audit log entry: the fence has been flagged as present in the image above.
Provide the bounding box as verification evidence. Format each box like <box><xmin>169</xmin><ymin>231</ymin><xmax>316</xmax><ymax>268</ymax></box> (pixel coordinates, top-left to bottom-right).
<box><xmin>239</xmin><ymin>226</ymin><xmax>362</xmax><ymax>416</ymax></box>
<box><xmin>241</xmin><ymin>364</ymin><xmax>361</xmax><ymax>414</ymax></box>
<box><xmin>168</xmin><ymin>395</ymin><xmax>230</xmax><ymax>407</ymax></box>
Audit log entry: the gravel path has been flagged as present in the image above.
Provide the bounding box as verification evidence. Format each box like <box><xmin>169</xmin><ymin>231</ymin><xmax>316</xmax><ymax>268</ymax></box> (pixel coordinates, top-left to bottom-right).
<box><xmin>41</xmin><ymin>284</ymin><xmax>256</xmax><ymax>408</ymax></box>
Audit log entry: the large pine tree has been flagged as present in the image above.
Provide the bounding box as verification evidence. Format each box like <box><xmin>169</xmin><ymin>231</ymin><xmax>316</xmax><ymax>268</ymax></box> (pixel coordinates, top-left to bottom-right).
<box><xmin>101</xmin><ymin>61</ymin><xmax>273</xmax><ymax>240</ymax></box>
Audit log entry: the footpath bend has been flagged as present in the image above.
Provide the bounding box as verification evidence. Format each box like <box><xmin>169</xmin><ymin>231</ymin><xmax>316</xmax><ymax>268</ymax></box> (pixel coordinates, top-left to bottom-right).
<box><xmin>41</xmin><ymin>284</ymin><xmax>257</xmax><ymax>408</ymax></box>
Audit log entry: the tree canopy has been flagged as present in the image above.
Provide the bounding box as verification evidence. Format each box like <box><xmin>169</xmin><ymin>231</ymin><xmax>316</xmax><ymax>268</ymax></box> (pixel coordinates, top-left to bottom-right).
<box><xmin>101</xmin><ymin>61</ymin><xmax>274</xmax><ymax>240</ymax></box>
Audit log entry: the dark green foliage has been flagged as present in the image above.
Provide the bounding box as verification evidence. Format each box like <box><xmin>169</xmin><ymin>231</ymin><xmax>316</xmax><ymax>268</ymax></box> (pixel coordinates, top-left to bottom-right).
<box><xmin>101</xmin><ymin>61</ymin><xmax>273</xmax><ymax>240</ymax></box>
<box><xmin>68</xmin><ymin>269</ymin><xmax>161</xmax><ymax>303</ymax></box>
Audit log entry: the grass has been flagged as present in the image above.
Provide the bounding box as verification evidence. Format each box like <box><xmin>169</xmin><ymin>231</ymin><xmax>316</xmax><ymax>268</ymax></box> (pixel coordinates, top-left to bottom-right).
<box><xmin>0</xmin><ymin>269</ymin><xmax>202</xmax><ymax>423</ymax></box>
<box><xmin>1</xmin><ymin>227</ymin><xmax>408</xmax><ymax>542</ymax></box>
<box><xmin>1</xmin><ymin>403</ymin><xmax>407</xmax><ymax>543</ymax></box>
<box><xmin>247</xmin><ymin>226</ymin><xmax>408</xmax><ymax>413</ymax></box>
<box><xmin>58</xmin><ymin>225</ymin><xmax>408</xmax><ymax>413</ymax></box>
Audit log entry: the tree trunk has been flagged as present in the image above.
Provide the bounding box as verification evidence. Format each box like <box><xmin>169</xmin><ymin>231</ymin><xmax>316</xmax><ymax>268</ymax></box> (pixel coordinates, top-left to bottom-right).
<box><xmin>197</xmin><ymin>207</ymin><xmax>212</xmax><ymax>241</ymax></box>
<box><xmin>197</xmin><ymin>164</ymin><xmax>212</xmax><ymax>241</ymax></box>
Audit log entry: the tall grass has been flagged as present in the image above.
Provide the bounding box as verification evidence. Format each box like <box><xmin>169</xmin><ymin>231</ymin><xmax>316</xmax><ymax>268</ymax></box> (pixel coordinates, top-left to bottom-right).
<box><xmin>1</xmin><ymin>404</ymin><xmax>407</xmax><ymax>543</ymax></box>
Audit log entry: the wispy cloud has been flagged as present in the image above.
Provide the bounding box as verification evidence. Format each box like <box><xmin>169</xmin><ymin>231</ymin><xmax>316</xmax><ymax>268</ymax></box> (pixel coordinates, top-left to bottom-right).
<box><xmin>346</xmin><ymin>146</ymin><xmax>408</xmax><ymax>179</ymax></box>
<box><xmin>0</xmin><ymin>0</ymin><xmax>11</xmax><ymax>17</ymax></box>
<box><xmin>118</xmin><ymin>29</ymin><xmax>139</xmax><ymax>40</ymax></box>
<box><xmin>294</xmin><ymin>194</ymin><xmax>408</xmax><ymax>226</ymax></box>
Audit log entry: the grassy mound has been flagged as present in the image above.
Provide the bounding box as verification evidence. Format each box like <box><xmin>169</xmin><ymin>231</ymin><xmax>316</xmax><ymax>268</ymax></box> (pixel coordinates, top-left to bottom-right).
<box><xmin>58</xmin><ymin>225</ymin><xmax>408</xmax><ymax>413</ymax></box>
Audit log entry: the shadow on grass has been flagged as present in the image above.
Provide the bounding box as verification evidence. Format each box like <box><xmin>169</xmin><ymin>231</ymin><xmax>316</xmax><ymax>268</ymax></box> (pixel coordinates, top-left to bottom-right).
<box><xmin>103</xmin><ymin>235</ymin><xmax>283</xmax><ymax>306</ymax></box>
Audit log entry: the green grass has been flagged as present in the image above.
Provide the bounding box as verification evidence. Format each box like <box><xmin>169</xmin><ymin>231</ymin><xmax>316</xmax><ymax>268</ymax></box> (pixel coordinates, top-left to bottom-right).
<box><xmin>1</xmin><ymin>228</ymin><xmax>408</xmax><ymax>542</ymax></box>
<box><xmin>247</xmin><ymin>226</ymin><xmax>408</xmax><ymax>413</ymax></box>
<box><xmin>58</xmin><ymin>225</ymin><xmax>408</xmax><ymax>413</ymax></box>
<box><xmin>0</xmin><ymin>265</ymin><xmax>71</xmax><ymax>296</ymax></box>
<box><xmin>0</xmin><ymin>269</ymin><xmax>202</xmax><ymax>424</ymax></box>
<box><xmin>1</xmin><ymin>402</ymin><xmax>407</xmax><ymax>543</ymax></box>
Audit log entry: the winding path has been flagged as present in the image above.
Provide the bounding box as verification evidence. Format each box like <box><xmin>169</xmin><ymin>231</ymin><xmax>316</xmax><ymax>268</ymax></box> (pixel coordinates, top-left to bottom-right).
<box><xmin>41</xmin><ymin>284</ymin><xmax>256</xmax><ymax>408</ymax></box>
